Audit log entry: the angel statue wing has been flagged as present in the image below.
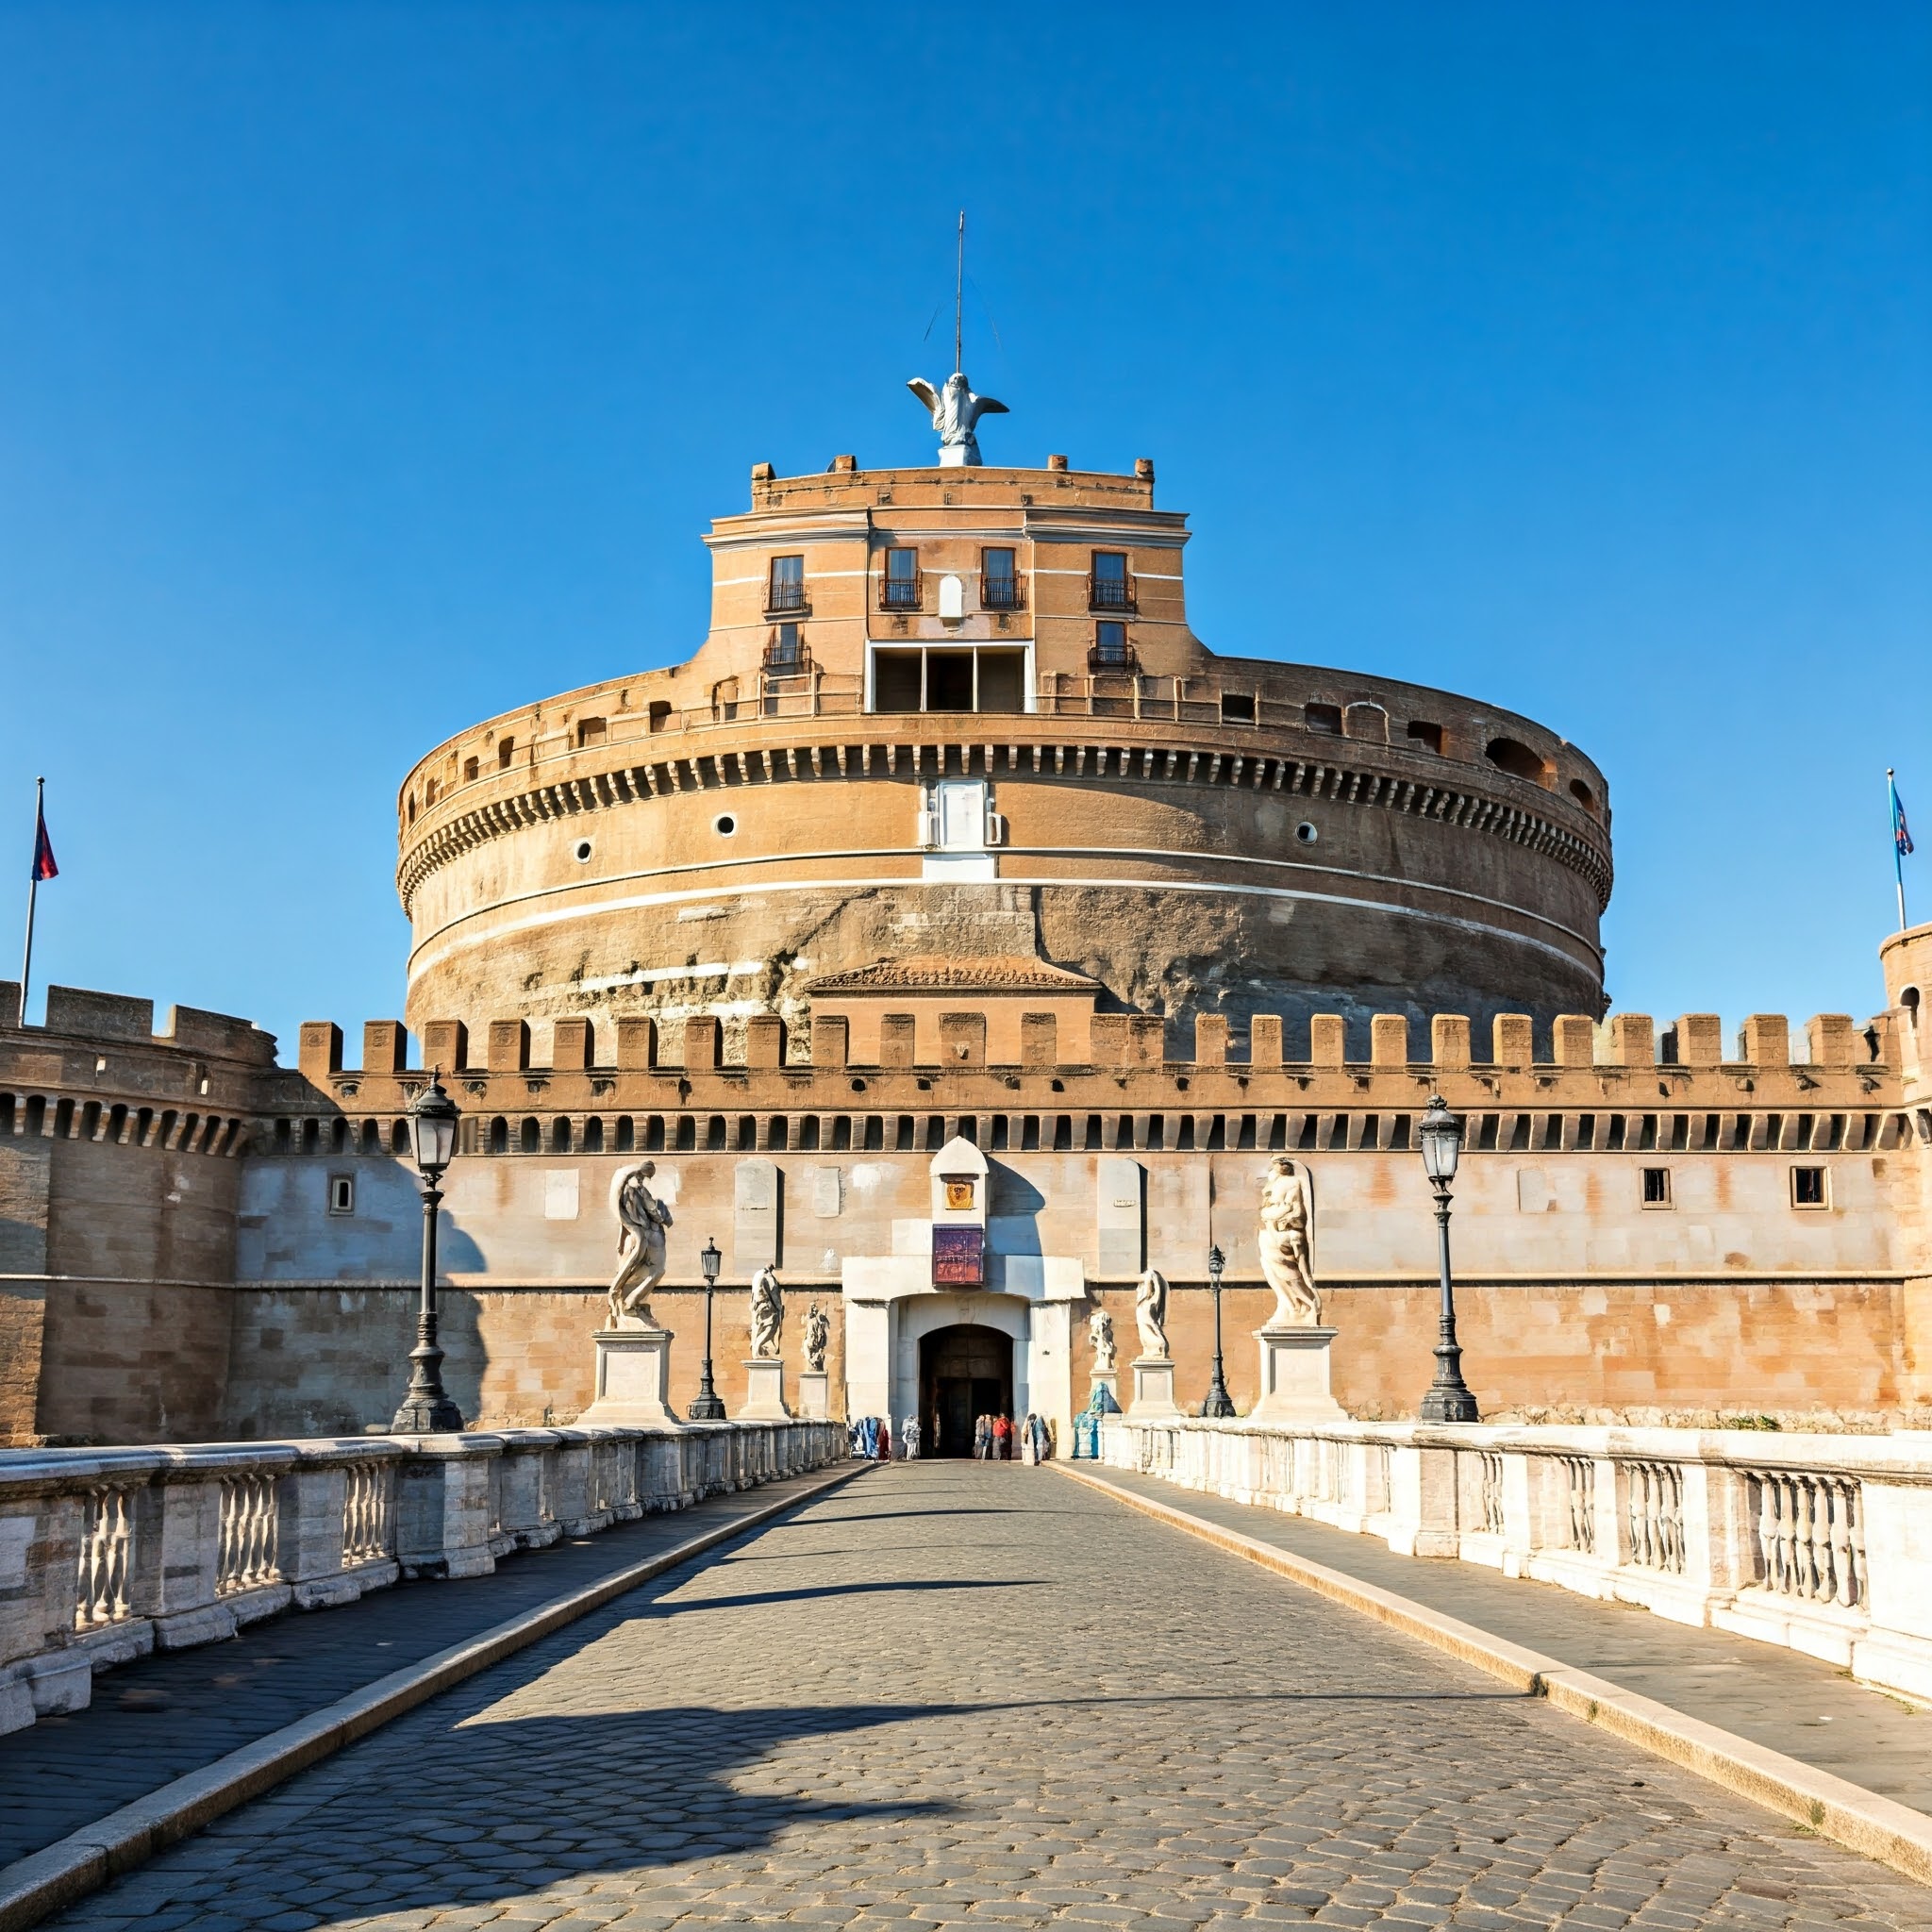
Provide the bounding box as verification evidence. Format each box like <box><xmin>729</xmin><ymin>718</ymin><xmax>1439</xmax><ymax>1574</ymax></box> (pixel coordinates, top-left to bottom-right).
<box><xmin>907</xmin><ymin>377</ymin><xmax>941</xmax><ymax>416</ymax></box>
<box><xmin>974</xmin><ymin>395</ymin><xmax>1010</xmax><ymax>416</ymax></box>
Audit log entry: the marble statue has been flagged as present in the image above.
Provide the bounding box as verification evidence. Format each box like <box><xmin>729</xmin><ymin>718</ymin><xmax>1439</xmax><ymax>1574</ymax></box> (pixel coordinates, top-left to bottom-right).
<box><xmin>1258</xmin><ymin>1156</ymin><xmax>1320</xmax><ymax>1325</ymax></box>
<box><xmin>749</xmin><ymin>1265</ymin><xmax>784</xmax><ymax>1358</ymax></box>
<box><xmin>907</xmin><ymin>371</ymin><xmax>1008</xmax><ymax>465</ymax></box>
<box><xmin>606</xmin><ymin>1160</ymin><xmax>672</xmax><ymax>1327</ymax></box>
<box><xmin>1134</xmin><ymin>1269</ymin><xmax>1170</xmax><ymax>1359</ymax></box>
<box><xmin>1089</xmin><ymin>1307</ymin><xmax>1117</xmax><ymax>1374</ymax></box>
<box><xmin>805</xmin><ymin>1299</ymin><xmax>830</xmax><ymax>1373</ymax></box>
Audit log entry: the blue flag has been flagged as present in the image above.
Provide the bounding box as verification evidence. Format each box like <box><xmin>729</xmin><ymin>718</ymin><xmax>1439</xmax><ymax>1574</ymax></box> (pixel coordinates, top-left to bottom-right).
<box><xmin>1898</xmin><ymin>786</ymin><xmax>1916</xmax><ymax>859</ymax></box>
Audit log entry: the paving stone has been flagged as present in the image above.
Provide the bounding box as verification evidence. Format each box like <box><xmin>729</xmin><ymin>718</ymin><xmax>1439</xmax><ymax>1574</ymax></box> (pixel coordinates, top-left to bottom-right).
<box><xmin>23</xmin><ymin>1463</ymin><xmax>1932</xmax><ymax>1931</ymax></box>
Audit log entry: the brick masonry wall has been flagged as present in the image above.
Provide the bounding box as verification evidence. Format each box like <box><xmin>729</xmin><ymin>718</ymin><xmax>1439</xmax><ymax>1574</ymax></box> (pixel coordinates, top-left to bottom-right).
<box><xmin>204</xmin><ymin>1273</ymin><xmax>1912</xmax><ymax>1442</ymax></box>
<box><xmin>34</xmin><ymin>1277</ymin><xmax>233</xmax><ymax>1443</ymax></box>
<box><xmin>220</xmin><ymin>1284</ymin><xmax>841</xmax><ymax>1439</ymax></box>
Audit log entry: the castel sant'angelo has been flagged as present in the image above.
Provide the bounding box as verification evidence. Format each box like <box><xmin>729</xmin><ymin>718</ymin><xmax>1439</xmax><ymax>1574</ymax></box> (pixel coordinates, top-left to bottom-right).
<box><xmin>3</xmin><ymin>371</ymin><xmax>1930</xmax><ymax>1450</ymax></box>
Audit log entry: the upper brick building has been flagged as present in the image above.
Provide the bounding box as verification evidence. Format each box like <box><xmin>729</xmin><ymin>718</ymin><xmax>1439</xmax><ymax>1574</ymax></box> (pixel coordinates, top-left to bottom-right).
<box><xmin>394</xmin><ymin>454</ymin><xmax>1612</xmax><ymax>1061</ymax></box>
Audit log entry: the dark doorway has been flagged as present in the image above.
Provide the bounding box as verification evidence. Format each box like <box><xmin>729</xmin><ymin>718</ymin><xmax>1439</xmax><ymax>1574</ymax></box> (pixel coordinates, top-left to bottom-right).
<box><xmin>919</xmin><ymin>1324</ymin><xmax>1014</xmax><ymax>1457</ymax></box>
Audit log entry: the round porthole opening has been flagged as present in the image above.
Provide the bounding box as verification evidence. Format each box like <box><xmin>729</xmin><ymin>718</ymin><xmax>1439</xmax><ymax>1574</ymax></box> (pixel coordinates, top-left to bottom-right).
<box><xmin>573</xmin><ymin>839</ymin><xmax>593</xmax><ymax>863</ymax></box>
<box><xmin>1295</xmin><ymin>822</ymin><xmax>1319</xmax><ymax>845</ymax></box>
<box><xmin>714</xmin><ymin>814</ymin><xmax>737</xmax><ymax>836</ymax></box>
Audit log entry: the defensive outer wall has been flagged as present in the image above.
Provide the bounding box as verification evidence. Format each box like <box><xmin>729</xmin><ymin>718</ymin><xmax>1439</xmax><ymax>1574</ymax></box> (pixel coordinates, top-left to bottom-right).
<box><xmin>3</xmin><ymin>922</ymin><xmax>1930</xmax><ymax>1447</ymax></box>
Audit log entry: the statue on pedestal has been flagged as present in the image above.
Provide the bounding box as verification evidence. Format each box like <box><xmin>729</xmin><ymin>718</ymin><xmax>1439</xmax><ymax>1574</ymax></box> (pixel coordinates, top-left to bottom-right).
<box><xmin>1089</xmin><ymin>1307</ymin><xmax>1117</xmax><ymax>1374</ymax></box>
<box><xmin>606</xmin><ymin>1161</ymin><xmax>672</xmax><ymax>1328</ymax></box>
<box><xmin>804</xmin><ymin>1300</ymin><xmax>830</xmax><ymax>1373</ymax></box>
<box><xmin>1134</xmin><ymin>1268</ymin><xmax>1170</xmax><ymax>1358</ymax></box>
<box><xmin>1258</xmin><ymin>1157</ymin><xmax>1320</xmax><ymax>1325</ymax></box>
<box><xmin>749</xmin><ymin>1266</ymin><xmax>784</xmax><ymax>1359</ymax></box>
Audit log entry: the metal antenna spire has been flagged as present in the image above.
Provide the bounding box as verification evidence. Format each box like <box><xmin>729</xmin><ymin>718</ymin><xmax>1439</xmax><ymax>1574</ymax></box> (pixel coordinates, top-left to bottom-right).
<box><xmin>955</xmin><ymin>209</ymin><xmax>965</xmax><ymax>373</ymax></box>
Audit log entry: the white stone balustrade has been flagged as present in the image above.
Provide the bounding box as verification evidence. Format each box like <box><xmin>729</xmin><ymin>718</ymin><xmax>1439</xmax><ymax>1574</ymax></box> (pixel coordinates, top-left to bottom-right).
<box><xmin>0</xmin><ymin>1419</ymin><xmax>844</xmax><ymax>1737</ymax></box>
<box><xmin>1099</xmin><ymin>1415</ymin><xmax>1932</xmax><ymax>1701</ymax></box>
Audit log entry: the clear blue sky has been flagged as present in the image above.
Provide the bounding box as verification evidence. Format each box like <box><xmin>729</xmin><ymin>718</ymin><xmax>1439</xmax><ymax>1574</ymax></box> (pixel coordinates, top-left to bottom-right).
<box><xmin>3</xmin><ymin>4</ymin><xmax>1927</xmax><ymax>1058</ymax></box>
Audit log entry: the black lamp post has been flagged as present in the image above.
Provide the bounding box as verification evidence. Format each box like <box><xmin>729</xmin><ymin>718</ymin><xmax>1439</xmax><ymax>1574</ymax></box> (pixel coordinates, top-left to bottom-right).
<box><xmin>1417</xmin><ymin>1093</ymin><xmax>1480</xmax><ymax>1423</ymax></box>
<box><xmin>687</xmin><ymin>1237</ymin><xmax>726</xmax><ymax>1421</ymax></box>
<box><xmin>391</xmin><ymin>1071</ymin><xmax>464</xmax><ymax>1435</ymax></box>
<box><xmin>1200</xmin><ymin>1241</ymin><xmax>1236</xmax><ymax>1418</ymax></box>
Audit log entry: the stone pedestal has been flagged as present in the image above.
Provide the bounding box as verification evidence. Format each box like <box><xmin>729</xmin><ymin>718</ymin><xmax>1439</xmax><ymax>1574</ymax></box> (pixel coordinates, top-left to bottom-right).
<box><xmin>797</xmin><ymin>1369</ymin><xmax>830</xmax><ymax>1421</ymax></box>
<box><xmin>740</xmin><ymin>1357</ymin><xmax>791</xmax><ymax>1421</ymax></box>
<box><xmin>1129</xmin><ymin>1357</ymin><xmax>1180</xmax><ymax>1420</ymax></box>
<box><xmin>577</xmin><ymin>1325</ymin><xmax>679</xmax><ymax>1428</ymax></box>
<box><xmin>1250</xmin><ymin>1325</ymin><xmax>1346</xmax><ymax>1424</ymax></box>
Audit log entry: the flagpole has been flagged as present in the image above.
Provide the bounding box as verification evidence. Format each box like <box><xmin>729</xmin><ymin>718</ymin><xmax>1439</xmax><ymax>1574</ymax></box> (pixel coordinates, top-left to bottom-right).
<box><xmin>19</xmin><ymin>777</ymin><xmax>43</xmax><ymax>1027</ymax></box>
<box><xmin>1890</xmin><ymin>768</ymin><xmax>1909</xmax><ymax>933</ymax></box>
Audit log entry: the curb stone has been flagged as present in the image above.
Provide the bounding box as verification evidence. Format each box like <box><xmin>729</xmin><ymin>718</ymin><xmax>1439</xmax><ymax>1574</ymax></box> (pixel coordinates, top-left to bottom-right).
<box><xmin>0</xmin><ymin>1460</ymin><xmax>866</xmax><ymax>1932</ymax></box>
<box><xmin>1055</xmin><ymin>1460</ymin><xmax>1932</xmax><ymax>1889</ymax></box>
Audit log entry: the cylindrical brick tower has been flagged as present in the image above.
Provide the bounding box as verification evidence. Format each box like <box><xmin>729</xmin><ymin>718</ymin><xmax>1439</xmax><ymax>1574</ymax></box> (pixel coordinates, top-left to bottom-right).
<box><xmin>396</xmin><ymin>454</ymin><xmax>1611</xmax><ymax>1058</ymax></box>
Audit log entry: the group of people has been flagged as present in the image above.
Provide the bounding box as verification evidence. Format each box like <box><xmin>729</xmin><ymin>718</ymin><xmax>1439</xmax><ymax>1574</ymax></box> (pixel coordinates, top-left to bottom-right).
<box><xmin>972</xmin><ymin>1412</ymin><xmax>1054</xmax><ymax>1463</ymax></box>
<box><xmin>846</xmin><ymin>1414</ymin><xmax>924</xmax><ymax>1461</ymax></box>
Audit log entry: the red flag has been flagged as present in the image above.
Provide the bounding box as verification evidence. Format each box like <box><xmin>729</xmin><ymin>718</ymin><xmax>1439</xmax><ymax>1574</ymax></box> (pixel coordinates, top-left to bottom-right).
<box><xmin>30</xmin><ymin>802</ymin><xmax>57</xmax><ymax>882</ymax></box>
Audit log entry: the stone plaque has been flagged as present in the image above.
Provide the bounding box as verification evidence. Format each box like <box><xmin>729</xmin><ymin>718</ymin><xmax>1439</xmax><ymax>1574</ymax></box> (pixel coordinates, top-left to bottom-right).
<box><xmin>543</xmin><ymin>1170</ymin><xmax>580</xmax><ymax>1222</ymax></box>
<box><xmin>1095</xmin><ymin>1155</ymin><xmax>1142</xmax><ymax>1278</ymax></box>
<box><xmin>812</xmin><ymin>1165</ymin><xmax>842</xmax><ymax>1218</ymax></box>
<box><xmin>734</xmin><ymin>1158</ymin><xmax>780</xmax><ymax>1270</ymax></box>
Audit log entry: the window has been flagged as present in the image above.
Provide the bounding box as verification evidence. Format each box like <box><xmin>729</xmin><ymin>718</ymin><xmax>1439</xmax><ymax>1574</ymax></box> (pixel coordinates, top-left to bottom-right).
<box><xmin>463</xmin><ymin>756</ymin><xmax>479</xmax><ymax>782</ymax></box>
<box><xmin>497</xmin><ymin>736</ymin><xmax>516</xmax><ymax>770</ymax></box>
<box><xmin>1091</xmin><ymin>620</ymin><xmax>1130</xmax><ymax>668</ymax></box>
<box><xmin>647</xmin><ymin>700</ymin><xmax>672</xmax><ymax>732</ymax></box>
<box><xmin>1221</xmin><ymin>692</ymin><xmax>1255</xmax><ymax>724</ymax></box>
<box><xmin>326</xmin><ymin>1174</ymin><xmax>355</xmax><ymax>1216</ymax></box>
<box><xmin>1090</xmin><ymin>550</ymin><xmax>1133</xmax><ymax>609</ymax></box>
<box><xmin>767</xmin><ymin>554</ymin><xmax>806</xmax><ymax>612</ymax></box>
<box><xmin>1406</xmin><ymin>721</ymin><xmax>1443</xmax><ymax>755</ymax></box>
<box><xmin>767</xmin><ymin>621</ymin><xmax>803</xmax><ymax>669</ymax></box>
<box><xmin>982</xmin><ymin>547</ymin><xmax>1020</xmax><ymax>609</ymax></box>
<box><xmin>1569</xmin><ymin>778</ymin><xmax>1599</xmax><ymax>817</ymax></box>
<box><xmin>1791</xmin><ymin>1166</ymin><xmax>1828</xmax><ymax>1208</ymax></box>
<box><xmin>576</xmin><ymin>717</ymin><xmax>607</xmax><ymax>749</ymax></box>
<box><xmin>874</xmin><ymin>651</ymin><xmax>922</xmax><ymax>712</ymax></box>
<box><xmin>1305</xmin><ymin>703</ymin><xmax>1342</xmax><ymax>735</ymax></box>
<box><xmin>1641</xmin><ymin>1167</ymin><xmax>1672</xmax><ymax>1208</ymax></box>
<box><xmin>1486</xmin><ymin>736</ymin><xmax>1549</xmax><ymax>785</ymax></box>
<box><xmin>882</xmin><ymin>548</ymin><xmax>921</xmax><ymax>609</ymax></box>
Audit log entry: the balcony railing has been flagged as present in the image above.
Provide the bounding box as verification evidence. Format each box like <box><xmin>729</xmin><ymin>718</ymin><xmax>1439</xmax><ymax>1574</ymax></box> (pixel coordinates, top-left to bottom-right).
<box><xmin>982</xmin><ymin>575</ymin><xmax>1024</xmax><ymax>611</ymax></box>
<box><xmin>879</xmin><ymin>574</ymin><xmax>923</xmax><ymax>612</ymax></box>
<box><xmin>764</xmin><ymin>581</ymin><xmax>809</xmax><ymax>616</ymax></box>
<box><xmin>1089</xmin><ymin>572</ymin><xmax>1138</xmax><ymax>612</ymax></box>
<box><xmin>762</xmin><ymin>641</ymin><xmax>812</xmax><ymax>676</ymax></box>
<box><xmin>1088</xmin><ymin>643</ymin><xmax>1139</xmax><ymax>675</ymax></box>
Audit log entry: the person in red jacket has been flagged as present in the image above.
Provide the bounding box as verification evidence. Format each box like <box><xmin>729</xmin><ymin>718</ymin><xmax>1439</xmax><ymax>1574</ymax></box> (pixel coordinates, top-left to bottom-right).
<box><xmin>991</xmin><ymin>1413</ymin><xmax>1013</xmax><ymax>1461</ymax></box>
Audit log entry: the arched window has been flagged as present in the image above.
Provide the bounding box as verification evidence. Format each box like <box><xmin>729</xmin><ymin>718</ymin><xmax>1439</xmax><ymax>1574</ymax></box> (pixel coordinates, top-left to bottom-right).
<box><xmin>489</xmin><ymin>1116</ymin><xmax>508</xmax><ymax>1154</ymax></box>
<box><xmin>551</xmin><ymin>1117</ymin><xmax>573</xmax><ymax>1153</ymax></box>
<box><xmin>520</xmin><ymin>1118</ymin><xmax>541</xmax><ymax>1154</ymax></box>
<box><xmin>1486</xmin><ymin>737</ymin><xmax>1549</xmax><ymax>785</ymax></box>
<box><xmin>583</xmin><ymin>1116</ymin><xmax>604</xmax><ymax>1153</ymax></box>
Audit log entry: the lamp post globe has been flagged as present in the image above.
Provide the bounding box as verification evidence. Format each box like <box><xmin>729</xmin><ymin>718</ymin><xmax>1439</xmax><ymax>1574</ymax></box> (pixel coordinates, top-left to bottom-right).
<box><xmin>391</xmin><ymin>1070</ymin><xmax>465</xmax><ymax>1436</ymax></box>
<box><xmin>1200</xmin><ymin>1241</ymin><xmax>1236</xmax><ymax>1419</ymax></box>
<box><xmin>689</xmin><ymin>1236</ymin><xmax>726</xmax><ymax>1422</ymax></box>
<box><xmin>1416</xmin><ymin>1093</ymin><xmax>1480</xmax><ymax>1424</ymax></box>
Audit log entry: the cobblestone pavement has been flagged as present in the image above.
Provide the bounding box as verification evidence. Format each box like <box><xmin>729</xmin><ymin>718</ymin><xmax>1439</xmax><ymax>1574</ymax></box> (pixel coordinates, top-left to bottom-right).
<box><xmin>0</xmin><ymin>1468</ymin><xmax>851</xmax><ymax>1865</ymax></box>
<box><xmin>42</xmin><ymin>1462</ymin><xmax>1932</xmax><ymax>1931</ymax></box>
<box><xmin>1070</xmin><ymin>1462</ymin><xmax>1932</xmax><ymax>1813</ymax></box>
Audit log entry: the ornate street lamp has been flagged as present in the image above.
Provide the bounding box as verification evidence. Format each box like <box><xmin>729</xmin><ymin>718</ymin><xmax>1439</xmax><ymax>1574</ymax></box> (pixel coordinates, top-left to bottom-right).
<box><xmin>1200</xmin><ymin>1241</ymin><xmax>1236</xmax><ymax>1419</ymax></box>
<box><xmin>1417</xmin><ymin>1093</ymin><xmax>1480</xmax><ymax>1423</ymax></box>
<box><xmin>391</xmin><ymin>1071</ymin><xmax>464</xmax><ymax>1435</ymax></box>
<box><xmin>687</xmin><ymin>1237</ymin><xmax>726</xmax><ymax>1421</ymax></box>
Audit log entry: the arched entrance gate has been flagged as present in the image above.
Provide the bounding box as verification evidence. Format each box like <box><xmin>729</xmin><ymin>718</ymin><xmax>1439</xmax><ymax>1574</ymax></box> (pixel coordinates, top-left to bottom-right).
<box><xmin>919</xmin><ymin>1324</ymin><xmax>1013</xmax><ymax>1457</ymax></box>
